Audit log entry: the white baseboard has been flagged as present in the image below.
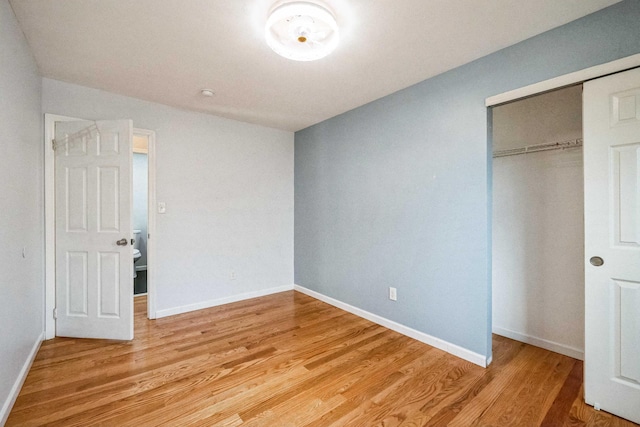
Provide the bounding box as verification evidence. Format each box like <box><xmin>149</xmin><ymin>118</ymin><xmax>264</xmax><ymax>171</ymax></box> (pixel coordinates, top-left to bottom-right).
<box><xmin>1</xmin><ymin>332</ymin><xmax>43</xmax><ymax>426</ymax></box>
<box><xmin>492</xmin><ymin>326</ymin><xmax>584</xmax><ymax>360</ymax></box>
<box><xmin>294</xmin><ymin>285</ymin><xmax>489</xmax><ymax>368</ymax></box>
<box><xmin>155</xmin><ymin>285</ymin><xmax>295</xmax><ymax>318</ymax></box>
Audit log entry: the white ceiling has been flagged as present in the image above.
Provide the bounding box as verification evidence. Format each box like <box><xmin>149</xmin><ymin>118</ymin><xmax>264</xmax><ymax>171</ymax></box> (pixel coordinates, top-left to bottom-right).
<box><xmin>10</xmin><ymin>0</ymin><xmax>620</xmax><ymax>132</ymax></box>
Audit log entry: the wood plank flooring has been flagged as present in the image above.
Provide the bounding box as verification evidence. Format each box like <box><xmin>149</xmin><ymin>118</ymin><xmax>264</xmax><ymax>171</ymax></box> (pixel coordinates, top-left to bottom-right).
<box><xmin>7</xmin><ymin>291</ymin><xmax>638</xmax><ymax>426</ymax></box>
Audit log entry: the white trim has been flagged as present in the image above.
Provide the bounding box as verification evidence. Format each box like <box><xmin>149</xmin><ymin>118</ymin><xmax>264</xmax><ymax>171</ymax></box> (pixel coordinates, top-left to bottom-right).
<box><xmin>155</xmin><ymin>285</ymin><xmax>295</xmax><ymax>318</ymax></box>
<box><xmin>493</xmin><ymin>326</ymin><xmax>584</xmax><ymax>361</ymax></box>
<box><xmin>0</xmin><ymin>332</ymin><xmax>43</xmax><ymax>425</ymax></box>
<box><xmin>294</xmin><ymin>285</ymin><xmax>489</xmax><ymax>367</ymax></box>
<box><xmin>485</xmin><ymin>53</ymin><xmax>640</xmax><ymax>107</ymax></box>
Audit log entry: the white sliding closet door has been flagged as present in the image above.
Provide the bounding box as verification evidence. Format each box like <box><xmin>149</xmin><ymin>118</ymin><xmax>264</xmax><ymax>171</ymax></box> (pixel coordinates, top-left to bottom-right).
<box><xmin>583</xmin><ymin>67</ymin><xmax>640</xmax><ymax>424</ymax></box>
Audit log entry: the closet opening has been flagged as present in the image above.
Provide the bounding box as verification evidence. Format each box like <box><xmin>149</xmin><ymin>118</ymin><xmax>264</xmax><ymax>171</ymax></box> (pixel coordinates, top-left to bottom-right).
<box><xmin>491</xmin><ymin>84</ymin><xmax>585</xmax><ymax>360</ymax></box>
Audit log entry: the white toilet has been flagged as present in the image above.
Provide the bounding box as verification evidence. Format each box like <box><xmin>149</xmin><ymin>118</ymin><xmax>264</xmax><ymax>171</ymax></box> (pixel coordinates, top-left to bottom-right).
<box><xmin>133</xmin><ymin>229</ymin><xmax>142</xmax><ymax>278</ymax></box>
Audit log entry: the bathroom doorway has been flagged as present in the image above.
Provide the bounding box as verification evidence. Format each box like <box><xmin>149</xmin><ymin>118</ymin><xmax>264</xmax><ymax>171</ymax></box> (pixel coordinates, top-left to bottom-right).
<box><xmin>133</xmin><ymin>133</ymin><xmax>149</xmax><ymax>297</ymax></box>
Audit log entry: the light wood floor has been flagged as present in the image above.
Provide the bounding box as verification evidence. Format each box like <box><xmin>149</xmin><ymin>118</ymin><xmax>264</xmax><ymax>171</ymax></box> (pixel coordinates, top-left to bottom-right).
<box><xmin>7</xmin><ymin>291</ymin><xmax>638</xmax><ymax>426</ymax></box>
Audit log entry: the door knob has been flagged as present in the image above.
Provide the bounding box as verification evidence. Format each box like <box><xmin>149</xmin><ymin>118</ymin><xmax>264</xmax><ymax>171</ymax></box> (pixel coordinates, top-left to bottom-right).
<box><xmin>116</xmin><ymin>238</ymin><xmax>128</xmax><ymax>246</ymax></box>
<box><xmin>590</xmin><ymin>256</ymin><xmax>604</xmax><ymax>267</ymax></box>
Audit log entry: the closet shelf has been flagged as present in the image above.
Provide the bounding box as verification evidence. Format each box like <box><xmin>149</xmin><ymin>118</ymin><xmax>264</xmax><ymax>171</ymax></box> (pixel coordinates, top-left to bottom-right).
<box><xmin>493</xmin><ymin>138</ymin><xmax>583</xmax><ymax>158</ymax></box>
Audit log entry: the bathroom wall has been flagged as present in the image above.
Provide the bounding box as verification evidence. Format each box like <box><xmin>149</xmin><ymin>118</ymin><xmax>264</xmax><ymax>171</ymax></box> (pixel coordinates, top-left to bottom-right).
<box><xmin>133</xmin><ymin>152</ymin><xmax>148</xmax><ymax>267</ymax></box>
<box><xmin>0</xmin><ymin>0</ymin><xmax>44</xmax><ymax>422</ymax></box>
<box><xmin>43</xmin><ymin>78</ymin><xmax>294</xmax><ymax>316</ymax></box>
<box><xmin>133</xmin><ymin>152</ymin><xmax>149</xmax><ymax>295</ymax></box>
<box><xmin>492</xmin><ymin>85</ymin><xmax>585</xmax><ymax>359</ymax></box>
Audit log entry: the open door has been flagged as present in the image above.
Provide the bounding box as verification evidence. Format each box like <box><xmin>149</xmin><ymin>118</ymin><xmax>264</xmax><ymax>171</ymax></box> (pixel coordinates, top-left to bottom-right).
<box><xmin>54</xmin><ymin>120</ymin><xmax>134</xmax><ymax>340</ymax></box>
<box><xmin>584</xmin><ymin>68</ymin><xmax>640</xmax><ymax>424</ymax></box>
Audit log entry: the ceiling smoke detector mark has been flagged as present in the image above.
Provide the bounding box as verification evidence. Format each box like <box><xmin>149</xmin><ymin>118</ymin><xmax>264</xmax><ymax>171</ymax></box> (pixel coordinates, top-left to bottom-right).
<box><xmin>265</xmin><ymin>1</ymin><xmax>339</xmax><ymax>61</ymax></box>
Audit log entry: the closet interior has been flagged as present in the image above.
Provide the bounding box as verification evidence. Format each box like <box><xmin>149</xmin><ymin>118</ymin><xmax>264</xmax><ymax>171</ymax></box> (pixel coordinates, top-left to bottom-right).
<box><xmin>492</xmin><ymin>84</ymin><xmax>585</xmax><ymax>360</ymax></box>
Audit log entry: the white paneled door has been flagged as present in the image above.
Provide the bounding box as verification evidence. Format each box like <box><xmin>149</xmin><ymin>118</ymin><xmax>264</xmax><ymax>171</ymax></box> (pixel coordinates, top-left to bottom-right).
<box><xmin>55</xmin><ymin>120</ymin><xmax>134</xmax><ymax>340</ymax></box>
<box><xmin>584</xmin><ymin>68</ymin><xmax>640</xmax><ymax>424</ymax></box>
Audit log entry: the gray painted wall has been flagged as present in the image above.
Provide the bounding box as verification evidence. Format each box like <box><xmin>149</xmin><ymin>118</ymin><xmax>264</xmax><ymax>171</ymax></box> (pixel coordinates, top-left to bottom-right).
<box><xmin>294</xmin><ymin>0</ymin><xmax>640</xmax><ymax>358</ymax></box>
<box><xmin>0</xmin><ymin>0</ymin><xmax>44</xmax><ymax>421</ymax></box>
<box><xmin>42</xmin><ymin>78</ymin><xmax>294</xmax><ymax>314</ymax></box>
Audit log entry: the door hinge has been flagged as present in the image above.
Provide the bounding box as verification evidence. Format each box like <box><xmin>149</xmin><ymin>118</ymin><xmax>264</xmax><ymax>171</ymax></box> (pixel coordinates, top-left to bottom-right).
<box><xmin>53</xmin><ymin>308</ymin><xmax>58</xmax><ymax>319</ymax></box>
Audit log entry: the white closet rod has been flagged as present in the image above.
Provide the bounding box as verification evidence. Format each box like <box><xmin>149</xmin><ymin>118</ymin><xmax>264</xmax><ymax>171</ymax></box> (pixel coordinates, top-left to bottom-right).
<box><xmin>493</xmin><ymin>138</ymin><xmax>583</xmax><ymax>158</ymax></box>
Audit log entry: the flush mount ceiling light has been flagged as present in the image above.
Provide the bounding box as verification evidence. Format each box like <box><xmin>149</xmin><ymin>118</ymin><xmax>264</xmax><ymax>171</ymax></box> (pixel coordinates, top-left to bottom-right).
<box><xmin>265</xmin><ymin>1</ymin><xmax>339</xmax><ymax>62</ymax></box>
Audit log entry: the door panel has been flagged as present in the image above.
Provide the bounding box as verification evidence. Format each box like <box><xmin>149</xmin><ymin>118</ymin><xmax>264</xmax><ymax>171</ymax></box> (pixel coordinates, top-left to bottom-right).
<box><xmin>611</xmin><ymin>145</ymin><xmax>640</xmax><ymax>245</ymax></box>
<box><xmin>98</xmin><ymin>166</ymin><xmax>120</xmax><ymax>231</ymax></box>
<box><xmin>66</xmin><ymin>251</ymin><xmax>88</xmax><ymax>315</ymax></box>
<box><xmin>584</xmin><ymin>68</ymin><xmax>640</xmax><ymax>424</ymax></box>
<box><xmin>66</xmin><ymin>167</ymin><xmax>87</xmax><ymax>231</ymax></box>
<box><xmin>55</xmin><ymin>120</ymin><xmax>133</xmax><ymax>340</ymax></box>
<box><xmin>618</xmin><ymin>280</ymin><xmax>640</xmax><ymax>382</ymax></box>
<box><xmin>98</xmin><ymin>251</ymin><xmax>120</xmax><ymax>317</ymax></box>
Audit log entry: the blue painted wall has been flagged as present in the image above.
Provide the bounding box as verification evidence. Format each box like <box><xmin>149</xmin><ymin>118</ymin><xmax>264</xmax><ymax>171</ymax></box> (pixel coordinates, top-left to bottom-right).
<box><xmin>294</xmin><ymin>0</ymin><xmax>640</xmax><ymax>359</ymax></box>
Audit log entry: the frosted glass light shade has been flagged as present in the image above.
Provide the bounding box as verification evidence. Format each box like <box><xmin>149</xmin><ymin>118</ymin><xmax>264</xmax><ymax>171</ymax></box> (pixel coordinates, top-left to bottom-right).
<box><xmin>265</xmin><ymin>2</ymin><xmax>339</xmax><ymax>62</ymax></box>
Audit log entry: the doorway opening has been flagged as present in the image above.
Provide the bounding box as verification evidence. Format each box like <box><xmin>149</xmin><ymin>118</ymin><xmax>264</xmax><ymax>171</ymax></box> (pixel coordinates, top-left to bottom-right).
<box><xmin>490</xmin><ymin>85</ymin><xmax>585</xmax><ymax>360</ymax></box>
<box><xmin>44</xmin><ymin>114</ymin><xmax>157</xmax><ymax>340</ymax></box>
<box><xmin>133</xmin><ymin>133</ymin><xmax>149</xmax><ymax>298</ymax></box>
<box><xmin>486</xmin><ymin>54</ymin><xmax>640</xmax><ymax>422</ymax></box>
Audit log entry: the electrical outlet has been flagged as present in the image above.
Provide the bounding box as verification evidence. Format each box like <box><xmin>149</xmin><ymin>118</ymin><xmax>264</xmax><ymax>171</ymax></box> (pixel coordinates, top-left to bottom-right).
<box><xmin>389</xmin><ymin>287</ymin><xmax>397</xmax><ymax>301</ymax></box>
<box><xmin>230</xmin><ymin>271</ymin><xmax>236</xmax><ymax>280</ymax></box>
